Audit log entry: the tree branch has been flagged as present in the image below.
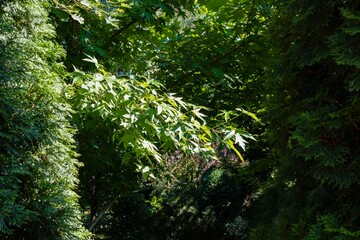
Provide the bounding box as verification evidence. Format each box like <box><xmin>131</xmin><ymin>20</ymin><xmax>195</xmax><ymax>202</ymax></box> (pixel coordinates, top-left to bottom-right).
<box><xmin>88</xmin><ymin>192</ymin><xmax>122</xmax><ymax>232</ymax></box>
<box><xmin>104</xmin><ymin>18</ymin><xmax>137</xmax><ymax>47</ymax></box>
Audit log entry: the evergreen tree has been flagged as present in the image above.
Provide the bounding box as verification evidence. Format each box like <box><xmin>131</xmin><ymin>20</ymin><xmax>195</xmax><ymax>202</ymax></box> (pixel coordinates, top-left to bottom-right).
<box><xmin>251</xmin><ymin>0</ymin><xmax>360</xmax><ymax>239</ymax></box>
<box><xmin>0</xmin><ymin>1</ymin><xmax>88</xmax><ymax>239</ymax></box>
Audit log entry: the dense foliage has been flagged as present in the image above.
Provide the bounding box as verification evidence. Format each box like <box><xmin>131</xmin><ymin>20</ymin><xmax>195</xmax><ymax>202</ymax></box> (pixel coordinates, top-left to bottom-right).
<box><xmin>1</xmin><ymin>0</ymin><xmax>360</xmax><ymax>239</ymax></box>
<box><xmin>0</xmin><ymin>0</ymin><xmax>87</xmax><ymax>239</ymax></box>
<box><xmin>250</xmin><ymin>0</ymin><xmax>360</xmax><ymax>239</ymax></box>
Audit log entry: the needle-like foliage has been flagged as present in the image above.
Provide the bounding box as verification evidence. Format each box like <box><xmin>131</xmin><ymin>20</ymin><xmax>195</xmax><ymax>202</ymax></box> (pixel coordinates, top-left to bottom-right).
<box><xmin>0</xmin><ymin>1</ymin><xmax>89</xmax><ymax>239</ymax></box>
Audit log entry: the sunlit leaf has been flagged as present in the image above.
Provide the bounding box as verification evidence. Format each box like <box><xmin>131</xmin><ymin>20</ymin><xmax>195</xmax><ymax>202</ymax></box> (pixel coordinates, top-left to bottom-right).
<box><xmin>83</xmin><ymin>54</ymin><xmax>99</xmax><ymax>68</ymax></box>
<box><xmin>223</xmin><ymin>129</ymin><xmax>235</xmax><ymax>141</ymax></box>
<box><xmin>71</xmin><ymin>14</ymin><xmax>84</xmax><ymax>24</ymax></box>
<box><xmin>234</xmin><ymin>133</ymin><xmax>247</xmax><ymax>151</ymax></box>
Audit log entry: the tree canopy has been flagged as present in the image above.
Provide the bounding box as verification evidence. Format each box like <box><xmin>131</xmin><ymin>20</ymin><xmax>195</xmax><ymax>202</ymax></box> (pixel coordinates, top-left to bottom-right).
<box><xmin>1</xmin><ymin>0</ymin><xmax>360</xmax><ymax>239</ymax></box>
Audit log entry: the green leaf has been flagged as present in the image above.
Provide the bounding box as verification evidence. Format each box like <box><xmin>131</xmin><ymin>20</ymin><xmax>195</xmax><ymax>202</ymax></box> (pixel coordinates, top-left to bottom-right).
<box><xmin>236</xmin><ymin>108</ymin><xmax>261</xmax><ymax>123</ymax></box>
<box><xmin>226</xmin><ymin>139</ymin><xmax>244</xmax><ymax>162</ymax></box>
<box><xmin>223</xmin><ymin>129</ymin><xmax>235</xmax><ymax>141</ymax></box>
<box><xmin>192</xmin><ymin>108</ymin><xmax>206</xmax><ymax>121</ymax></box>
